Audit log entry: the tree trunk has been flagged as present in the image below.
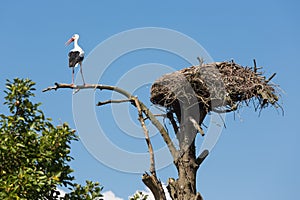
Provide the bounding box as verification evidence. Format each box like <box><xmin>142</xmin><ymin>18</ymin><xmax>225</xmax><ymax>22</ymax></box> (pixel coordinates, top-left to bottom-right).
<box><xmin>167</xmin><ymin>142</ymin><xmax>203</xmax><ymax>200</ymax></box>
<box><xmin>166</xmin><ymin>104</ymin><xmax>206</xmax><ymax>200</ymax></box>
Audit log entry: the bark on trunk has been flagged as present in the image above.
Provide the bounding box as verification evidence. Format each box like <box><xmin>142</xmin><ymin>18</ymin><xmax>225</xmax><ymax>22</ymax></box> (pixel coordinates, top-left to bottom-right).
<box><xmin>167</xmin><ymin>143</ymin><xmax>203</xmax><ymax>200</ymax></box>
<box><xmin>166</xmin><ymin>105</ymin><xmax>207</xmax><ymax>200</ymax></box>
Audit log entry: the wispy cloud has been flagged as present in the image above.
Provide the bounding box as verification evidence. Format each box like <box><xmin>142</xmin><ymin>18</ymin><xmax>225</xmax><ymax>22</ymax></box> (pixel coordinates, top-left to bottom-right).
<box><xmin>132</xmin><ymin>183</ymin><xmax>172</xmax><ymax>200</ymax></box>
<box><xmin>56</xmin><ymin>188</ymin><xmax>66</xmax><ymax>198</ymax></box>
<box><xmin>103</xmin><ymin>191</ymin><xmax>123</xmax><ymax>200</ymax></box>
<box><xmin>57</xmin><ymin>186</ymin><xmax>171</xmax><ymax>200</ymax></box>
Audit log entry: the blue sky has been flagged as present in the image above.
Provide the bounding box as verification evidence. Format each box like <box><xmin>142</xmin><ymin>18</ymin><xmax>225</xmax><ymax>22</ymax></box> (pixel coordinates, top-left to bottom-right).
<box><xmin>1</xmin><ymin>0</ymin><xmax>299</xmax><ymax>199</ymax></box>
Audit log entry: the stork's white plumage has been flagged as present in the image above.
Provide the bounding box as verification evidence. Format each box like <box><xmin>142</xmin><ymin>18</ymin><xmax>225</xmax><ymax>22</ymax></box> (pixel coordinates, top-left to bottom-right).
<box><xmin>66</xmin><ymin>34</ymin><xmax>85</xmax><ymax>85</ymax></box>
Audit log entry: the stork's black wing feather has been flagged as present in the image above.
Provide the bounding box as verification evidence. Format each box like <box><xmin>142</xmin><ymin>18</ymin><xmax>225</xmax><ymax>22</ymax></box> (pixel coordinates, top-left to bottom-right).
<box><xmin>68</xmin><ymin>51</ymin><xmax>84</xmax><ymax>67</ymax></box>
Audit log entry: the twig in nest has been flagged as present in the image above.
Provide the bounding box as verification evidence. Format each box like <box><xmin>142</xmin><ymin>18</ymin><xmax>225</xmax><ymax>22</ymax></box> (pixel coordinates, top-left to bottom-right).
<box><xmin>197</xmin><ymin>57</ymin><xmax>204</xmax><ymax>67</ymax></box>
<box><xmin>253</xmin><ymin>59</ymin><xmax>257</xmax><ymax>73</ymax></box>
<box><xmin>266</xmin><ymin>73</ymin><xmax>276</xmax><ymax>83</ymax></box>
<box><xmin>211</xmin><ymin>104</ymin><xmax>238</xmax><ymax>113</ymax></box>
<box><xmin>153</xmin><ymin>114</ymin><xmax>167</xmax><ymax>117</ymax></box>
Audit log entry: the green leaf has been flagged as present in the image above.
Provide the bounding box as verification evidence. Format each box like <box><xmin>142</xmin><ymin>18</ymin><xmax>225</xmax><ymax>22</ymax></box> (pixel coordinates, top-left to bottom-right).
<box><xmin>16</xmin><ymin>143</ymin><xmax>25</xmax><ymax>148</ymax></box>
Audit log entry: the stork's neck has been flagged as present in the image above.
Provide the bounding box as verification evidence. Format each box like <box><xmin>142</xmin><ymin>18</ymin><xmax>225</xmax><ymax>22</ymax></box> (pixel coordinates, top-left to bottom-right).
<box><xmin>73</xmin><ymin>38</ymin><xmax>80</xmax><ymax>49</ymax></box>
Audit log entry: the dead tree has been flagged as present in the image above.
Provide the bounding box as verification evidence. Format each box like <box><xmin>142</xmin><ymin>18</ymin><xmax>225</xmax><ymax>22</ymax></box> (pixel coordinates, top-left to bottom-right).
<box><xmin>43</xmin><ymin>59</ymin><xmax>281</xmax><ymax>200</ymax></box>
<box><xmin>150</xmin><ymin>59</ymin><xmax>281</xmax><ymax>199</ymax></box>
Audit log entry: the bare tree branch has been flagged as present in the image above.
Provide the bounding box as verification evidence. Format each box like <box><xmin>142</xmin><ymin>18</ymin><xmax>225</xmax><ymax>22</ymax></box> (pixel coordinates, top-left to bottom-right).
<box><xmin>43</xmin><ymin>83</ymin><xmax>133</xmax><ymax>98</ymax></box>
<box><xmin>43</xmin><ymin>82</ymin><xmax>177</xmax><ymax>199</ymax></box>
<box><xmin>132</xmin><ymin>97</ymin><xmax>166</xmax><ymax>200</ymax></box>
<box><xmin>166</xmin><ymin>112</ymin><xmax>179</xmax><ymax>134</ymax></box>
<box><xmin>133</xmin><ymin>97</ymin><xmax>156</xmax><ymax>174</ymax></box>
<box><xmin>196</xmin><ymin>149</ymin><xmax>209</xmax><ymax>166</ymax></box>
<box><xmin>142</xmin><ymin>173</ymin><xmax>166</xmax><ymax>200</ymax></box>
<box><xmin>189</xmin><ymin>117</ymin><xmax>205</xmax><ymax>136</ymax></box>
<box><xmin>138</xmin><ymin>101</ymin><xmax>179</xmax><ymax>160</ymax></box>
<box><xmin>96</xmin><ymin>99</ymin><xmax>133</xmax><ymax>106</ymax></box>
<box><xmin>43</xmin><ymin>83</ymin><xmax>179</xmax><ymax>161</ymax></box>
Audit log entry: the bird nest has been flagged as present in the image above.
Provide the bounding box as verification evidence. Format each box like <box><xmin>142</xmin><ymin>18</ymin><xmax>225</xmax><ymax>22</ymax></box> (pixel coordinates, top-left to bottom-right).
<box><xmin>150</xmin><ymin>60</ymin><xmax>281</xmax><ymax>114</ymax></box>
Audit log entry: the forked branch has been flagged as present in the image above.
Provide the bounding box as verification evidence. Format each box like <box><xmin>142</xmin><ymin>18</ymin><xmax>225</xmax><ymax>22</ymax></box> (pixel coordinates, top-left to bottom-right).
<box><xmin>133</xmin><ymin>96</ymin><xmax>166</xmax><ymax>200</ymax></box>
<box><xmin>43</xmin><ymin>82</ymin><xmax>174</xmax><ymax>200</ymax></box>
<box><xmin>133</xmin><ymin>97</ymin><xmax>156</xmax><ymax>174</ymax></box>
<box><xmin>43</xmin><ymin>83</ymin><xmax>178</xmax><ymax>161</ymax></box>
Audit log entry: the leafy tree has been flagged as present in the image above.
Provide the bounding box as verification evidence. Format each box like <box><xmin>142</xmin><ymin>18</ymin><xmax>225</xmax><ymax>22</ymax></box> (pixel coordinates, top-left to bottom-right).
<box><xmin>0</xmin><ymin>78</ymin><xmax>103</xmax><ymax>200</ymax></box>
<box><xmin>129</xmin><ymin>191</ymin><xmax>149</xmax><ymax>200</ymax></box>
<box><xmin>64</xmin><ymin>181</ymin><xmax>103</xmax><ymax>200</ymax></box>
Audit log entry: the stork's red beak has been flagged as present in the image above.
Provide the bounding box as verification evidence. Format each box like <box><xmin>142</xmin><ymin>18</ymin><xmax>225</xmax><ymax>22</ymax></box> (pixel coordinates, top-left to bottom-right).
<box><xmin>65</xmin><ymin>38</ymin><xmax>74</xmax><ymax>46</ymax></box>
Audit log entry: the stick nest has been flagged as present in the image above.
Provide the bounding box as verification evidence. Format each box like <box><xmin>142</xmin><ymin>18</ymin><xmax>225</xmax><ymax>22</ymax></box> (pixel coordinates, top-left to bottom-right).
<box><xmin>150</xmin><ymin>61</ymin><xmax>280</xmax><ymax>113</ymax></box>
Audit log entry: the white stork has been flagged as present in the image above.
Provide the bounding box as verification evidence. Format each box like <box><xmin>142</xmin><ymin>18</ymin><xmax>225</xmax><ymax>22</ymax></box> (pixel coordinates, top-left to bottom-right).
<box><xmin>65</xmin><ymin>33</ymin><xmax>85</xmax><ymax>85</ymax></box>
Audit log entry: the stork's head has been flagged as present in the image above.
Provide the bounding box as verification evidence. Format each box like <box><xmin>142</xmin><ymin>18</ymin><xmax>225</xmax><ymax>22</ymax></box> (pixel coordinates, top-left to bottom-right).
<box><xmin>65</xmin><ymin>34</ymin><xmax>80</xmax><ymax>46</ymax></box>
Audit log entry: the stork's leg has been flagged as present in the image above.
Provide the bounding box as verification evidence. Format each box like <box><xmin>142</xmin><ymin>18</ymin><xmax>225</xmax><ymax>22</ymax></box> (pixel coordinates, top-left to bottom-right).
<box><xmin>72</xmin><ymin>67</ymin><xmax>75</xmax><ymax>86</ymax></box>
<box><xmin>80</xmin><ymin>63</ymin><xmax>86</xmax><ymax>85</ymax></box>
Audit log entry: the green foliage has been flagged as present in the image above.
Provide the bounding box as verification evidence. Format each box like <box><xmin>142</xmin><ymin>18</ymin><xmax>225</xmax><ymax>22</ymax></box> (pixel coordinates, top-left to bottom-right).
<box><xmin>0</xmin><ymin>78</ymin><xmax>102</xmax><ymax>200</ymax></box>
<box><xmin>64</xmin><ymin>180</ymin><xmax>103</xmax><ymax>200</ymax></box>
<box><xmin>129</xmin><ymin>191</ymin><xmax>149</xmax><ymax>200</ymax></box>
